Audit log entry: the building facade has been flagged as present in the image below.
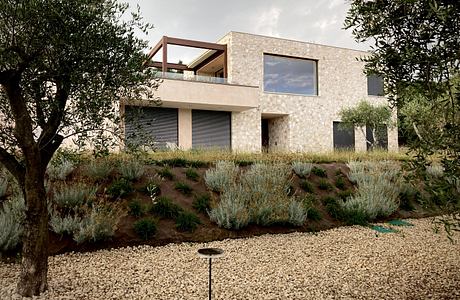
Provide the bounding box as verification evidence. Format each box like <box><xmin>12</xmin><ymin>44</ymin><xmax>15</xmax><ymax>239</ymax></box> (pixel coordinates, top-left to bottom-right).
<box><xmin>123</xmin><ymin>31</ymin><xmax>398</xmax><ymax>152</ymax></box>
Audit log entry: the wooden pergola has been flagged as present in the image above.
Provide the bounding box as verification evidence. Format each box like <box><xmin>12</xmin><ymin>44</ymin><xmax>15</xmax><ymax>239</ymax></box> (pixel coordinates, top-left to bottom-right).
<box><xmin>144</xmin><ymin>36</ymin><xmax>227</xmax><ymax>78</ymax></box>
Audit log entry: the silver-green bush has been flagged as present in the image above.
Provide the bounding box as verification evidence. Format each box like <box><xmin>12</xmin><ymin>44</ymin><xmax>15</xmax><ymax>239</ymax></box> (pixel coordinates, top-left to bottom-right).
<box><xmin>204</xmin><ymin>161</ymin><xmax>239</xmax><ymax>192</ymax></box>
<box><xmin>342</xmin><ymin>161</ymin><xmax>401</xmax><ymax>220</ymax></box>
<box><xmin>426</xmin><ymin>164</ymin><xmax>444</xmax><ymax>178</ymax></box>
<box><xmin>84</xmin><ymin>160</ymin><xmax>113</xmax><ymax>181</ymax></box>
<box><xmin>49</xmin><ymin>213</ymin><xmax>82</xmax><ymax>236</ymax></box>
<box><xmin>47</xmin><ymin>159</ymin><xmax>75</xmax><ymax>181</ymax></box>
<box><xmin>208</xmin><ymin>185</ymin><xmax>250</xmax><ymax>229</ymax></box>
<box><xmin>73</xmin><ymin>202</ymin><xmax>125</xmax><ymax>244</ymax></box>
<box><xmin>288</xmin><ymin>199</ymin><xmax>309</xmax><ymax>226</ymax></box>
<box><xmin>119</xmin><ymin>159</ymin><xmax>145</xmax><ymax>181</ymax></box>
<box><xmin>0</xmin><ymin>196</ymin><xmax>25</xmax><ymax>252</ymax></box>
<box><xmin>292</xmin><ymin>161</ymin><xmax>313</xmax><ymax>178</ymax></box>
<box><xmin>53</xmin><ymin>183</ymin><xmax>97</xmax><ymax>209</ymax></box>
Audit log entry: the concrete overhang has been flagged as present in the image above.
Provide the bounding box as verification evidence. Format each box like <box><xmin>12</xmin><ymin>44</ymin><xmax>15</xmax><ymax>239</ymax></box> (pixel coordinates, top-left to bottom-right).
<box><xmin>132</xmin><ymin>78</ymin><xmax>259</xmax><ymax>112</ymax></box>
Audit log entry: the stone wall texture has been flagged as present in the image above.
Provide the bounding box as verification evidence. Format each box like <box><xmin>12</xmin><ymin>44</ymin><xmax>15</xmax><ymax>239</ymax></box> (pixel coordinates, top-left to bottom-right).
<box><xmin>224</xmin><ymin>32</ymin><xmax>398</xmax><ymax>152</ymax></box>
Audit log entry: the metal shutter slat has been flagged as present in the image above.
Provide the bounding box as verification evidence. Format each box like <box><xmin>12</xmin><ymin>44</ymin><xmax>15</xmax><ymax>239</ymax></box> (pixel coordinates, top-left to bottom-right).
<box><xmin>192</xmin><ymin>110</ymin><xmax>231</xmax><ymax>149</ymax></box>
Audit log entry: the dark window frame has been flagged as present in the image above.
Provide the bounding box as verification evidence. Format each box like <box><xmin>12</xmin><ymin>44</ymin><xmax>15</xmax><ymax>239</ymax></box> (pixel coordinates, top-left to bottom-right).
<box><xmin>367</xmin><ymin>74</ymin><xmax>384</xmax><ymax>96</ymax></box>
<box><xmin>263</xmin><ymin>53</ymin><xmax>319</xmax><ymax>96</ymax></box>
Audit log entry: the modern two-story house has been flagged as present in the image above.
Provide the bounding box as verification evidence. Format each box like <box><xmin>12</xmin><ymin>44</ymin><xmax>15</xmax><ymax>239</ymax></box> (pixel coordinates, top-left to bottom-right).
<box><xmin>123</xmin><ymin>31</ymin><xmax>398</xmax><ymax>152</ymax></box>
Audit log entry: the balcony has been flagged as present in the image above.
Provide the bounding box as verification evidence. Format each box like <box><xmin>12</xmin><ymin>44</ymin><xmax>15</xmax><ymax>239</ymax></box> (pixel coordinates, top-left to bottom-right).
<box><xmin>156</xmin><ymin>71</ymin><xmax>228</xmax><ymax>84</ymax></box>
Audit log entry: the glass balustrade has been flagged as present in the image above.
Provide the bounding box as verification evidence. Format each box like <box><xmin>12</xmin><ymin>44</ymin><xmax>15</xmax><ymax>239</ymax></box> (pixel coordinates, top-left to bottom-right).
<box><xmin>155</xmin><ymin>71</ymin><xmax>227</xmax><ymax>84</ymax></box>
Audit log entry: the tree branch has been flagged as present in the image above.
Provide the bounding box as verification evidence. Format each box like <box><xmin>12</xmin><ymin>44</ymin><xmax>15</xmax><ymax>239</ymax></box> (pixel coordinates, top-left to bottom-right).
<box><xmin>0</xmin><ymin>147</ymin><xmax>25</xmax><ymax>186</ymax></box>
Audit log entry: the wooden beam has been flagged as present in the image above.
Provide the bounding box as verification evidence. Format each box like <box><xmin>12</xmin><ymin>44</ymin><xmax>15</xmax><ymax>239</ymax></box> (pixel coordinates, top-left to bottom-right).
<box><xmin>146</xmin><ymin>37</ymin><xmax>164</xmax><ymax>61</ymax></box>
<box><xmin>167</xmin><ymin>37</ymin><xmax>226</xmax><ymax>51</ymax></box>
<box><xmin>194</xmin><ymin>50</ymin><xmax>224</xmax><ymax>72</ymax></box>
<box><xmin>223</xmin><ymin>45</ymin><xmax>228</xmax><ymax>78</ymax></box>
<box><xmin>162</xmin><ymin>36</ymin><xmax>168</xmax><ymax>73</ymax></box>
<box><xmin>146</xmin><ymin>61</ymin><xmax>191</xmax><ymax>71</ymax></box>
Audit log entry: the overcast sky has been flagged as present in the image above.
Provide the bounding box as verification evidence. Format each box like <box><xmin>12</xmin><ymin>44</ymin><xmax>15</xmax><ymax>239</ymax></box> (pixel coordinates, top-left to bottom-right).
<box><xmin>125</xmin><ymin>0</ymin><xmax>368</xmax><ymax>64</ymax></box>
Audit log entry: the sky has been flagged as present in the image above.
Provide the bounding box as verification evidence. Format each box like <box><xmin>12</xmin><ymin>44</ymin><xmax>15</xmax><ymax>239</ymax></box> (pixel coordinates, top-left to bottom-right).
<box><xmin>125</xmin><ymin>0</ymin><xmax>369</xmax><ymax>64</ymax></box>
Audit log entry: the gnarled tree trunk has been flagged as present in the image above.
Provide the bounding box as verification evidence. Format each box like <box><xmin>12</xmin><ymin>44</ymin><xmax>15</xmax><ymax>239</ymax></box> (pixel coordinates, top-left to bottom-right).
<box><xmin>16</xmin><ymin>163</ymin><xmax>49</xmax><ymax>296</ymax></box>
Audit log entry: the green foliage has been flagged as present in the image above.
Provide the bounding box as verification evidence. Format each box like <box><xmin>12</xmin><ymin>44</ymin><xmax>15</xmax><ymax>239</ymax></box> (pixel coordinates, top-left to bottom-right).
<box><xmin>157</xmin><ymin>167</ymin><xmax>174</xmax><ymax>180</ymax></box>
<box><xmin>174</xmin><ymin>182</ymin><xmax>193</xmax><ymax>195</ymax></box>
<box><xmin>337</xmin><ymin>189</ymin><xmax>354</xmax><ymax>200</ymax></box>
<box><xmin>287</xmin><ymin>200</ymin><xmax>308</xmax><ymax>226</ymax></box>
<box><xmin>192</xmin><ymin>194</ymin><xmax>211</xmax><ymax>214</ymax></box>
<box><xmin>317</xmin><ymin>179</ymin><xmax>333</xmax><ymax>191</ymax></box>
<box><xmin>292</xmin><ymin>161</ymin><xmax>313</xmax><ymax>178</ymax></box>
<box><xmin>322</xmin><ymin>196</ymin><xmax>342</xmax><ymax>220</ymax></box>
<box><xmin>185</xmin><ymin>168</ymin><xmax>200</xmax><ymax>181</ymax></box>
<box><xmin>149</xmin><ymin>196</ymin><xmax>183</xmax><ymax>219</ymax></box>
<box><xmin>0</xmin><ymin>196</ymin><xmax>25</xmax><ymax>252</ymax></box>
<box><xmin>133</xmin><ymin>218</ymin><xmax>157</xmax><ymax>240</ymax></box>
<box><xmin>53</xmin><ymin>183</ymin><xmax>97</xmax><ymax>209</ymax></box>
<box><xmin>175</xmin><ymin>211</ymin><xmax>201</xmax><ymax>232</ymax></box>
<box><xmin>160</xmin><ymin>158</ymin><xmax>188</xmax><ymax>167</ymax></box>
<box><xmin>300</xmin><ymin>180</ymin><xmax>314</xmax><ymax>193</ymax></box>
<box><xmin>339</xmin><ymin>100</ymin><xmax>393</xmax><ymax>148</ymax></box>
<box><xmin>307</xmin><ymin>207</ymin><xmax>322</xmax><ymax>221</ymax></box>
<box><xmin>311</xmin><ymin>166</ymin><xmax>327</xmax><ymax>178</ymax></box>
<box><xmin>84</xmin><ymin>160</ymin><xmax>114</xmax><ymax>182</ymax></box>
<box><xmin>345</xmin><ymin>0</ymin><xmax>460</xmax><ymax>232</ymax></box>
<box><xmin>128</xmin><ymin>200</ymin><xmax>144</xmax><ymax>217</ymax></box>
<box><xmin>107</xmin><ymin>179</ymin><xmax>133</xmax><ymax>199</ymax></box>
<box><xmin>73</xmin><ymin>202</ymin><xmax>126</xmax><ymax>244</ymax></box>
<box><xmin>335</xmin><ymin>176</ymin><xmax>346</xmax><ymax>190</ymax></box>
<box><xmin>119</xmin><ymin>160</ymin><xmax>145</xmax><ymax>181</ymax></box>
<box><xmin>204</xmin><ymin>161</ymin><xmax>239</xmax><ymax>192</ymax></box>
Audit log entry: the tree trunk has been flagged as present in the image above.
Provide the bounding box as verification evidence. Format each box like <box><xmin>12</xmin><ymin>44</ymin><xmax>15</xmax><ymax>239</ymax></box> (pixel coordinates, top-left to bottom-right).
<box><xmin>16</xmin><ymin>167</ymin><xmax>49</xmax><ymax>297</ymax></box>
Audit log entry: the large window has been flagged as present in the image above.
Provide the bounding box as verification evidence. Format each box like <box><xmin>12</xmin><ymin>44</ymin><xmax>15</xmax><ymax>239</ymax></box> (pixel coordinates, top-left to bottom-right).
<box><xmin>263</xmin><ymin>54</ymin><xmax>317</xmax><ymax>96</ymax></box>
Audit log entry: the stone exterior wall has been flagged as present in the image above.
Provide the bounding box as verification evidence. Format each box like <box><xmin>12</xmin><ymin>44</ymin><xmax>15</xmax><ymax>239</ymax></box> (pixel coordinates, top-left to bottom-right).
<box><xmin>225</xmin><ymin>32</ymin><xmax>398</xmax><ymax>152</ymax></box>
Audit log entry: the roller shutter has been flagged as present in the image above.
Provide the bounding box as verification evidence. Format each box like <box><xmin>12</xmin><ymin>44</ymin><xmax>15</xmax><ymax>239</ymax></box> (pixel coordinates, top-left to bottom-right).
<box><xmin>333</xmin><ymin>121</ymin><xmax>355</xmax><ymax>150</ymax></box>
<box><xmin>192</xmin><ymin>110</ymin><xmax>231</xmax><ymax>149</ymax></box>
<box><xmin>124</xmin><ymin>106</ymin><xmax>178</xmax><ymax>148</ymax></box>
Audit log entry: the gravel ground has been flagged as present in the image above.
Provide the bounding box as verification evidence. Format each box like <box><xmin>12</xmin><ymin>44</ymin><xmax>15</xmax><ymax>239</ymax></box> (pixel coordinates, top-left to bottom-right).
<box><xmin>1</xmin><ymin>218</ymin><xmax>459</xmax><ymax>300</ymax></box>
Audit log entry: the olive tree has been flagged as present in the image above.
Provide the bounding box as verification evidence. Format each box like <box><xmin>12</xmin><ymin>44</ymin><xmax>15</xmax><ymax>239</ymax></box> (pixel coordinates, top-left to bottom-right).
<box><xmin>0</xmin><ymin>0</ymin><xmax>159</xmax><ymax>296</ymax></box>
<box><xmin>345</xmin><ymin>0</ymin><xmax>460</xmax><ymax>231</ymax></box>
<box><xmin>339</xmin><ymin>100</ymin><xmax>393</xmax><ymax>149</ymax></box>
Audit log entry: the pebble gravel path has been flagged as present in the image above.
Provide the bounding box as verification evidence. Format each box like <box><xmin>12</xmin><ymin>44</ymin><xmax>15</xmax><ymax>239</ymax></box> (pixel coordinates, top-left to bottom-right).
<box><xmin>1</xmin><ymin>218</ymin><xmax>459</xmax><ymax>299</ymax></box>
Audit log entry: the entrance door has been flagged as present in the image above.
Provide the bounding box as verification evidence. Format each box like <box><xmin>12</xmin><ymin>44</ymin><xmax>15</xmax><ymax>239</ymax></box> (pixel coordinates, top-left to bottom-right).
<box><xmin>261</xmin><ymin>119</ymin><xmax>269</xmax><ymax>150</ymax></box>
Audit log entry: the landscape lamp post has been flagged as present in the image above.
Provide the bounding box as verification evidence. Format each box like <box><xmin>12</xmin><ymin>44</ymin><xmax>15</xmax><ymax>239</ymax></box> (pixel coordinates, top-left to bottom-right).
<box><xmin>197</xmin><ymin>248</ymin><xmax>224</xmax><ymax>300</ymax></box>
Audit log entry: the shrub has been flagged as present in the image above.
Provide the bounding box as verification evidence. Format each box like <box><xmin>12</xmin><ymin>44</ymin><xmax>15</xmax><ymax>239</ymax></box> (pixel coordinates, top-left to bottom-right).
<box><xmin>292</xmin><ymin>161</ymin><xmax>313</xmax><ymax>178</ymax></box>
<box><xmin>0</xmin><ymin>177</ymin><xmax>8</xmax><ymax>198</ymax></box>
<box><xmin>311</xmin><ymin>166</ymin><xmax>327</xmax><ymax>178</ymax></box>
<box><xmin>288</xmin><ymin>200</ymin><xmax>308</xmax><ymax>226</ymax></box>
<box><xmin>84</xmin><ymin>160</ymin><xmax>113</xmax><ymax>182</ymax></box>
<box><xmin>317</xmin><ymin>179</ymin><xmax>333</xmax><ymax>191</ymax></box>
<box><xmin>49</xmin><ymin>213</ymin><xmax>82</xmax><ymax>236</ymax></box>
<box><xmin>133</xmin><ymin>218</ymin><xmax>157</xmax><ymax>240</ymax></box>
<box><xmin>175</xmin><ymin>211</ymin><xmax>201</xmax><ymax>232</ymax></box>
<box><xmin>193</xmin><ymin>194</ymin><xmax>211</xmax><ymax>214</ymax></box>
<box><xmin>185</xmin><ymin>168</ymin><xmax>200</xmax><ymax>181</ymax></box>
<box><xmin>157</xmin><ymin>167</ymin><xmax>174</xmax><ymax>180</ymax></box>
<box><xmin>149</xmin><ymin>196</ymin><xmax>183</xmax><ymax>219</ymax></box>
<box><xmin>426</xmin><ymin>164</ymin><xmax>444</xmax><ymax>178</ymax></box>
<box><xmin>342</xmin><ymin>161</ymin><xmax>401</xmax><ymax>221</ymax></box>
<box><xmin>399</xmin><ymin>183</ymin><xmax>418</xmax><ymax>211</ymax></box>
<box><xmin>0</xmin><ymin>196</ymin><xmax>25</xmax><ymax>252</ymax></box>
<box><xmin>107</xmin><ymin>179</ymin><xmax>133</xmax><ymax>199</ymax></box>
<box><xmin>337</xmin><ymin>189</ymin><xmax>354</xmax><ymax>200</ymax></box>
<box><xmin>300</xmin><ymin>180</ymin><xmax>314</xmax><ymax>193</ymax></box>
<box><xmin>335</xmin><ymin>176</ymin><xmax>346</xmax><ymax>190</ymax></box>
<box><xmin>47</xmin><ymin>159</ymin><xmax>75</xmax><ymax>181</ymax></box>
<box><xmin>235</xmin><ymin>160</ymin><xmax>253</xmax><ymax>167</ymax></box>
<box><xmin>322</xmin><ymin>196</ymin><xmax>342</xmax><ymax>219</ymax></box>
<box><xmin>208</xmin><ymin>185</ymin><xmax>250</xmax><ymax>229</ymax></box>
<box><xmin>175</xmin><ymin>182</ymin><xmax>193</xmax><ymax>195</ymax></box>
<box><xmin>205</xmin><ymin>161</ymin><xmax>239</xmax><ymax>192</ymax></box>
<box><xmin>161</xmin><ymin>158</ymin><xmax>188</xmax><ymax>167</ymax></box>
<box><xmin>73</xmin><ymin>202</ymin><xmax>125</xmax><ymax>244</ymax></box>
<box><xmin>128</xmin><ymin>200</ymin><xmax>144</xmax><ymax>217</ymax></box>
<box><xmin>119</xmin><ymin>159</ymin><xmax>145</xmax><ymax>181</ymax></box>
<box><xmin>53</xmin><ymin>183</ymin><xmax>97</xmax><ymax>209</ymax></box>
<box><xmin>189</xmin><ymin>160</ymin><xmax>207</xmax><ymax>168</ymax></box>
<box><xmin>307</xmin><ymin>207</ymin><xmax>322</xmax><ymax>221</ymax></box>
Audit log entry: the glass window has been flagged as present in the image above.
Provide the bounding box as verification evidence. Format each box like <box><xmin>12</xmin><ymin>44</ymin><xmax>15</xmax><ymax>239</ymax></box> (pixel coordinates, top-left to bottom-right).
<box><xmin>367</xmin><ymin>74</ymin><xmax>384</xmax><ymax>96</ymax></box>
<box><xmin>263</xmin><ymin>54</ymin><xmax>317</xmax><ymax>95</ymax></box>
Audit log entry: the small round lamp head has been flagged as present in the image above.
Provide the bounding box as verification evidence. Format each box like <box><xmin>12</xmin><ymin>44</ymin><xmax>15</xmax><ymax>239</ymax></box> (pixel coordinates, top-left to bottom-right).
<box><xmin>197</xmin><ymin>248</ymin><xmax>224</xmax><ymax>259</ymax></box>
